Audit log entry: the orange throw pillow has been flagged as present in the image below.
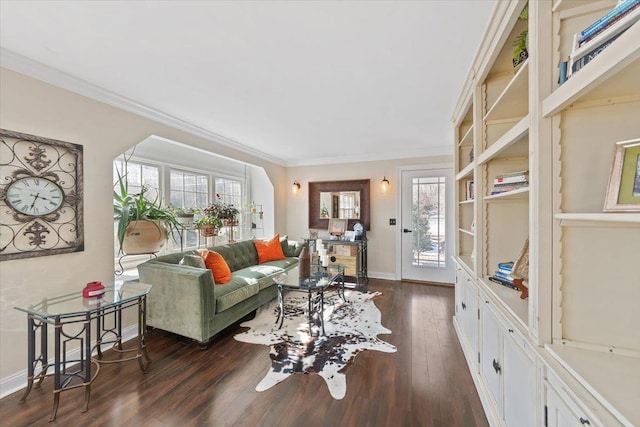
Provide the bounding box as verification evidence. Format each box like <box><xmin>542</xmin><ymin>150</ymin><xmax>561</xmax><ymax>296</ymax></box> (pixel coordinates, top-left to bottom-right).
<box><xmin>254</xmin><ymin>234</ymin><xmax>286</xmax><ymax>264</ymax></box>
<box><xmin>199</xmin><ymin>250</ymin><xmax>232</xmax><ymax>284</ymax></box>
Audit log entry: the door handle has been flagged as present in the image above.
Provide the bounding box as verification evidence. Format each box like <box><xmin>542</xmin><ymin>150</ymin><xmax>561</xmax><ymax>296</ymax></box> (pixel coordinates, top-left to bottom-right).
<box><xmin>403</xmin><ymin>228</ymin><xmax>412</xmax><ymax>233</ymax></box>
<box><xmin>492</xmin><ymin>359</ymin><xmax>501</xmax><ymax>374</ymax></box>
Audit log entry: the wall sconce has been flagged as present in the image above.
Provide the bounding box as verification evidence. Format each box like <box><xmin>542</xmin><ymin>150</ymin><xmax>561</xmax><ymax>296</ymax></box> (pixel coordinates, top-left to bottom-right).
<box><xmin>381</xmin><ymin>176</ymin><xmax>390</xmax><ymax>192</ymax></box>
<box><xmin>292</xmin><ymin>180</ymin><xmax>301</xmax><ymax>194</ymax></box>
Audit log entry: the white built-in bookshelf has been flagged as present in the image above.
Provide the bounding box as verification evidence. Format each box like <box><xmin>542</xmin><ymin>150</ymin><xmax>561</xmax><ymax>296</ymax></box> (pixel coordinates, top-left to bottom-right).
<box><xmin>452</xmin><ymin>1</ymin><xmax>640</xmax><ymax>426</ymax></box>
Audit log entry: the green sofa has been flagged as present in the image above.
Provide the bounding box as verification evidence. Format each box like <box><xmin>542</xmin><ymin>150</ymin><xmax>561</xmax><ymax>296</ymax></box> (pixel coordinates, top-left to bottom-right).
<box><xmin>137</xmin><ymin>238</ymin><xmax>301</xmax><ymax>348</ymax></box>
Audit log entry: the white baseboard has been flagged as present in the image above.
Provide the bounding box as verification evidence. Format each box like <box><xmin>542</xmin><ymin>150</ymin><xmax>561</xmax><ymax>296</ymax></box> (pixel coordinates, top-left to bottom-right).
<box><xmin>0</xmin><ymin>324</ymin><xmax>139</xmax><ymax>399</ymax></box>
<box><xmin>368</xmin><ymin>271</ymin><xmax>397</xmax><ymax>281</ymax></box>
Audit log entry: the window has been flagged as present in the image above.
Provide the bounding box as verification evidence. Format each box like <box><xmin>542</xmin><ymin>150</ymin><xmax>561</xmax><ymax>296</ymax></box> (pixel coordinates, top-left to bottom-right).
<box><xmin>169</xmin><ymin>169</ymin><xmax>209</xmax><ymax>209</ymax></box>
<box><xmin>113</xmin><ymin>159</ymin><xmax>160</xmax><ymax>201</ymax></box>
<box><xmin>113</xmin><ymin>155</ymin><xmax>245</xmax><ymax>265</ymax></box>
<box><xmin>215</xmin><ymin>177</ymin><xmax>242</xmax><ymax>241</ymax></box>
<box><xmin>167</xmin><ymin>169</ymin><xmax>210</xmax><ymax>251</ymax></box>
<box><xmin>215</xmin><ymin>177</ymin><xmax>242</xmax><ymax>208</ymax></box>
<box><xmin>411</xmin><ymin>176</ymin><xmax>446</xmax><ymax>267</ymax></box>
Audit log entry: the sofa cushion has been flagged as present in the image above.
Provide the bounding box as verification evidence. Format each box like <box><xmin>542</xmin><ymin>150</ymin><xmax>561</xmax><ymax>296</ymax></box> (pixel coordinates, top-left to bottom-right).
<box><xmin>208</xmin><ymin>240</ymin><xmax>259</xmax><ymax>272</ymax></box>
<box><xmin>179</xmin><ymin>254</ymin><xmax>206</xmax><ymax>269</ymax></box>
<box><xmin>215</xmin><ymin>278</ymin><xmax>260</xmax><ymax>313</ymax></box>
<box><xmin>200</xmin><ymin>250</ymin><xmax>232</xmax><ymax>284</ymax></box>
<box><xmin>254</xmin><ymin>234</ymin><xmax>286</xmax><ymax>264</ymax></box>
<box><xmin>233</xmin><ymin>259</ymin><xmax>294</xmax><ymax>291</ymax></box>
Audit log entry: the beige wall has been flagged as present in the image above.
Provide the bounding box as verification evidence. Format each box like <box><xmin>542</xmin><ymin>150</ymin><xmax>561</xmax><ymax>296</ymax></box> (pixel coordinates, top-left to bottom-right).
<box><xmin>286</xmin><ymin>156</ymin><xmax>451</xmax><ymax>278</ymax></box>
<box><xmin>0</xmin><ymin>68</ymin><xmax>286</xmax><ymax>381</ymax></box>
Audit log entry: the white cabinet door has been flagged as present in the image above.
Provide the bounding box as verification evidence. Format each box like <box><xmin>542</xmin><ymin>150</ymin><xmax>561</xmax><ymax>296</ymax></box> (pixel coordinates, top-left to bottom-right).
<box><xmin>463</xmin><ymin>278</ymin><xmax>479</xmax><ymax>363</ymax></box>
<box><xmin>503</xmin><ymin>333</ymin><xmax>536</xmax><ymax>427</ymax></box>
<box><xmin>545</xmin><ymin>381</ymin><xmax>598</xmax><ymax>427</ymax></box>
<box><xmin>481</xmin><ymin>302</ymin><xmax>503</xmax><ymax>416</ymax></box>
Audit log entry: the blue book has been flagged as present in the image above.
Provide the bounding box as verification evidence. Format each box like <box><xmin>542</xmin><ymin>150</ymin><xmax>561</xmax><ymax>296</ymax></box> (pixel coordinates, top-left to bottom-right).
<box><xmin>580</xmin><ymin>0</ymin><xmax>639</xmax><ymax>38</ymax></box>
<box><xmin>494</xmin><ymin>271</ymin><xmax>513</xmax><ymax>281</ymax></box>
<box><xmin>580</xmin><ymin>2</ymin><xmax>640</xmax><ymax>44</ymax></box>
<box><xmin>498</xmin><ymin>267</ymin><xmax>513</xmax><ymax>275</ymax></box>
<box><xmin>498</xmin><ymin>261</ymin><xmax>514</xmax><ymax>270</ymax></box>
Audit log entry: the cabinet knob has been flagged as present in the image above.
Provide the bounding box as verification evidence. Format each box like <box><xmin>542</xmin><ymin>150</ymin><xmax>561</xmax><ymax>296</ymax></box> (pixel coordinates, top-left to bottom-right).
<box><xmin>508</xmin><ymin>328</ymin><xmax>514</xmax><ymax>333</ymax></box>
<box><xmin>579</xmin><ymin>418</ymin><xmax>590</xmax><ymax>425</ymax></box>
<box><xmin>461</xmin><ymin>302</ymin><xmax>467</xmax><ymax>310</ymax></box>
<box><xmin>492</xmin><ymin>359</ymin><xmax>501</xmax><ymax>374</ymax></box>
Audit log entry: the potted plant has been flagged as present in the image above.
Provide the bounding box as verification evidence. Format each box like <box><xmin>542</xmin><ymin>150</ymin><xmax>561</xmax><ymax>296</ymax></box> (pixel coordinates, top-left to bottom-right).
<box><xmin>169</xmin><ymin>206</ymin><xmax>199</xmax><ymax>226</ymax></box>
<box><xmin>512</xmin><ymin>5</ymin><xmax>528</xmax><ymax>72</ymax></box>
<box><xmin>193</xmin><ymin>204</ymin><xmax>224</xmax><ymax>237</ymax></box>
<box><xmin>113</xmin><ymin>156</ymin><xmax>183</xmax><ymax>255</ymax></box>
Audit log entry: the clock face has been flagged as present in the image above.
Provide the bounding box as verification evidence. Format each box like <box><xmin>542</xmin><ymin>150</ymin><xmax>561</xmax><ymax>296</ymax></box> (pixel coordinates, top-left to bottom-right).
<box><xmin>6</xmin><ymin>177</ymin><xmax>64</xmax><ymax>216</ymax></box>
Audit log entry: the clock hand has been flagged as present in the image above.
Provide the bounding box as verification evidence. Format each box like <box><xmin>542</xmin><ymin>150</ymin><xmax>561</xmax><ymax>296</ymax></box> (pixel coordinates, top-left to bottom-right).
<box><xmin>30</xmin><ymin>193</ymin><xmax>41</xmax><ymax>209</ymax></box>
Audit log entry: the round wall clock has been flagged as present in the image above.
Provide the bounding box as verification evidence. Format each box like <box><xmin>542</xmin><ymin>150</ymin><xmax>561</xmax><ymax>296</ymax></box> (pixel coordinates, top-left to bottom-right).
<box><xmin>0</xmin><ymin>129</ymin><xmax>84</xmax><ymax>261</ymax></box>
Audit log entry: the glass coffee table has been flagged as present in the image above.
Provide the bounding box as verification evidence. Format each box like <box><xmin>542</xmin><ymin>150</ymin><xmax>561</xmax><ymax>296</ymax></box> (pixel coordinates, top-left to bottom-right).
<box><xmin>274</xmin><ymin>264</ymin><xmax>345</xmax><ymax>335</ymax></box>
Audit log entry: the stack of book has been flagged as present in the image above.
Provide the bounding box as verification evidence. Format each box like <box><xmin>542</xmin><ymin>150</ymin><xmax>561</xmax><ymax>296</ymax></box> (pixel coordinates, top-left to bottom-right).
<box><xmin>489</xmin><ymin>262</ymin><xmax>516</xmax><ymax>290</ymax></box>
<box><xmin>490</xmin><ymin>170</ymin><xmax>528</xmax><ymax>195</ymax></box>
<box><xmin>567</xmin><ymin>0</ymin><xmax>640</xmax><ymax>78</ymax></box>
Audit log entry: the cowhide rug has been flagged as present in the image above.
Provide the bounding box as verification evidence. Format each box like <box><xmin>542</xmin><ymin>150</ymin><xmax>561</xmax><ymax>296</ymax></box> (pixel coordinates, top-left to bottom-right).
<box><xmin>234</xmin><ymin>290</ymin><xmax>396</xmax><ymax>399</ymax></box>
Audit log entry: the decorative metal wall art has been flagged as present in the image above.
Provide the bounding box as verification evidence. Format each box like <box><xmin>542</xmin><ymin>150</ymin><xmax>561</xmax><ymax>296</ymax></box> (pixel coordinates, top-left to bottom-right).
<box><xmin>1</xmin><ymin>129</ymin><xmax>84</xmax><ymax>261</ymax></box>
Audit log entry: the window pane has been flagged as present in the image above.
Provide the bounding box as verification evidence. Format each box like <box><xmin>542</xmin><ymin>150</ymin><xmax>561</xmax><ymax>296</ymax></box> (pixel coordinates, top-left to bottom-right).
<box><xmin>184</xmin><ymin>173</ymin><xmax>196</xmax><ymax>192</ymax></box>
<box><xmin>197</xmin><ymin>176</ymin><xmax>208</xmax><ymax>192</ymax></box>
<box><xmin>411</xmin><ymin>176</ymin><xmax>446</xmax><ymax>267</ymax></box>
<box><xmin>170</xmin><ymin>193</ymin><xmax>182</xmax><ymax>207</ymax></box>
<box><xmin>184</xmin><ymin>192</ymin><xmax>196</xmax><ymax>207</ymax></box>
<box><xmin>142</xmin><ymin>165</ymin><xmax>158</xmax><ymax>188</ymax></box>
<box><xmin>170</xmin><ymin>170</ymin><xmax>182</xmax><ymax>190</ymax></box>
<box><xmin>196</xmin><ymin>193</ymin><xmax>208</xmax><ymax>208</ymax></box>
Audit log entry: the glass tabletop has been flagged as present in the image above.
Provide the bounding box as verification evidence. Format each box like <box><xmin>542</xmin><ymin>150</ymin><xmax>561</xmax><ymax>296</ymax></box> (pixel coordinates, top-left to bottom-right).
<box><xmin>14</xmin><ymin>282</ymin><xmax>152</xmax><ymax>318</ymax></box>
<box><xmin>275</xmin><ymin>265</ymin><xmax>343</xmax><ymax>290</ymax></box>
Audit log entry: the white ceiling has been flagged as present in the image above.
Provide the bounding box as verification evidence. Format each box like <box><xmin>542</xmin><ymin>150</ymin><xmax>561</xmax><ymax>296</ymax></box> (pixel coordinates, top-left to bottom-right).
<box><xmin>0</xmin><ymin>1</ymin><xmax>495</xmax><ymax>166</ymax></box>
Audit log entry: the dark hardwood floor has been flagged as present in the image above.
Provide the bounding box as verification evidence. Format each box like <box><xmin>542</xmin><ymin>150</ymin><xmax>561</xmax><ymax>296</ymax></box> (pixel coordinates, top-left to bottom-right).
<box><xmin>0</xmin><ymin>279</ymin><xmax>488</xmax><ymax>427</ymax></box>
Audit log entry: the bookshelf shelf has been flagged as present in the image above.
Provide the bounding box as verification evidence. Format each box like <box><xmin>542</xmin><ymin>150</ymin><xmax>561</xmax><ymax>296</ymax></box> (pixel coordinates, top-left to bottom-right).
<box><xmin>458</xmin><ymin>124</ymin><xmax>474</xmax><ymax>147</ymax></box>
<box><xmin>459</xmin><ymin>228</ymin><xmax>474</xmax><ymax>236</ymax></box>
<box><xmin>456</xmin><ymin>162</ymin><xmax>475</xmax><ymax>181</ymax></box>
<box><xmin>555</xmin><ymin>212</ymin><xmax>640</xmax><ymax>225</ymax></box>
<box><xmin>459</xmin><ymin>199</ymin><xmax>475</xmax><ymax>205</ymax></box>
<box><xmin>543</xmin><ymin>22</ymin><xmax>640</xmax><ymax>117</ymax></box>
<box><xmin>478</xmin><ymin>115</ymin><xmax>529</xmax><ymax>165</ymax></box>
<box><xmin>484</xmin><ymin>187</ymin><xmax>529</xmax><ymax>201</ymax></box>
<box><xmin>484</xmin><ymin>60</ymin><xmax>529</xmax><ymax>122</ymax></box>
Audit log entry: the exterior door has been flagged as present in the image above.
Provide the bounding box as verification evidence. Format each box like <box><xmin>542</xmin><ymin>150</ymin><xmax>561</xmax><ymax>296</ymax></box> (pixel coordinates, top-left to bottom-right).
<box><xmin>400</xmin><ymin>167</ymin><xmax>454</xmax><ymax>283</ymax></box>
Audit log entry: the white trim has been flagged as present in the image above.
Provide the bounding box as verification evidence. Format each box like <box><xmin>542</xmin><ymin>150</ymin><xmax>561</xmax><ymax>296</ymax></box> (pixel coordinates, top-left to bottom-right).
<box><xmin>0</xmin><ymin>324</ymin><xmax>139</xmax><ymax>399</ymax></box>
<box><xmin>0</xmin><ymin>49</ymin><xmax>284</xmax><ymax>166</ymax></box>
<box><xmin>285</xmin><ymin>145</ymin><xmax>453</xmax><ymax>167</ymax></box>
<box><xmin>368</xmin><ymin>271</ymin><xmax>396</xmax><ymax>281</ymax></box>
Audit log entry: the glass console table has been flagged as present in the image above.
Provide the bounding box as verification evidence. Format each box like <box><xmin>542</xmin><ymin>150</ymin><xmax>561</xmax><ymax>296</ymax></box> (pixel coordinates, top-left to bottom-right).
<box><xmin>14</xmin><ymin>282</ymin><xmax>152</xmax><ymax>421</ymax></box>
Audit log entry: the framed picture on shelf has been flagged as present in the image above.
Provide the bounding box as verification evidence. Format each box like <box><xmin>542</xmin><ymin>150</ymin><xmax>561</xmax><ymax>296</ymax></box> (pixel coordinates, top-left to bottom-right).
<box><xmin>328</xmin><ymin>218</ymin><xmax>347</xmax><ymax>236</ymax></box>
<box><xmin>604</xmin><ymin>138</ymin><xmax>640</xmax><ymax>212</ymax></box>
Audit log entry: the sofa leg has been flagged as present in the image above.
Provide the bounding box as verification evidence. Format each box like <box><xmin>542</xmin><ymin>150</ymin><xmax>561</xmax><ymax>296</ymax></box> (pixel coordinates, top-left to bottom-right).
<box><xmin>197</xmin><ymin>340</ymin><xmax>211</xmax><ymax>351</ymax></box>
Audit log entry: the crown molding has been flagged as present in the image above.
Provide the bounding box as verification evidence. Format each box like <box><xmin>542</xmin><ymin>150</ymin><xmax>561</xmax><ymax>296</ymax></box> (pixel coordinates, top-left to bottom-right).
<box><xmin>285</xmin><ymin>144</ymin><xmax>453</xmax><ymax>167</ymax></box>
<box><xmin>0</xmin><ymin>48</ymin><xmax>285</xmax><ymax>166</ymax></box>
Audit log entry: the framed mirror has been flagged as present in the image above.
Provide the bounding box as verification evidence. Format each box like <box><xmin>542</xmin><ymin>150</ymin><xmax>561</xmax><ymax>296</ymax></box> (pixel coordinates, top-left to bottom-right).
<box><xmin>308</xmin><ymin>179</ymin><xmax>370</xmax><ymax>231</ymax></box>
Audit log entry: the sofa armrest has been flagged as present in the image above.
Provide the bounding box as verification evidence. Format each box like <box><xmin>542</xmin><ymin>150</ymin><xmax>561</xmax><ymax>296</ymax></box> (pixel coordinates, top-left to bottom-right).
<box><xmin>137</xmin><ymin>261</ymin><xmax>216</xmax><ymax>342</ymax></box>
